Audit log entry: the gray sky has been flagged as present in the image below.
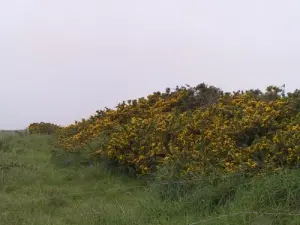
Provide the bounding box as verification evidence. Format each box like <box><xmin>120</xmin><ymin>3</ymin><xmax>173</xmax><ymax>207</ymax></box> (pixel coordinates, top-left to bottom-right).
<box><xmin>1</xmin><ymin>0</ymin><xmax>299</xmax><ymax>129</ymax></box>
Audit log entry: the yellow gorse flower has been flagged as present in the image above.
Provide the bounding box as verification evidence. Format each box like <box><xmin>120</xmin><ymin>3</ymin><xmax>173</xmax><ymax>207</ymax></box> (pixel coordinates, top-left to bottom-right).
<box><xmin>31</xmin><ymin>85</ymin><xmax>300</xmax><ymax>176</ymax></box>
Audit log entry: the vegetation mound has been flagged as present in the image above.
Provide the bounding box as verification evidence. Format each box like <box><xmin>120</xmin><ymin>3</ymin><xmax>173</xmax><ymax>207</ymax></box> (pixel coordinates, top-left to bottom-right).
<box><xmin>30</xmin><ymin>83</ymin><xmax>300</xmax><ymax>177</ymax></box>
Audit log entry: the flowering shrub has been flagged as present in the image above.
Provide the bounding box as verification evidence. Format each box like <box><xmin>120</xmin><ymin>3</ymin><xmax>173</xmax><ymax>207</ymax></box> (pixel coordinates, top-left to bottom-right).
<box><xmin>52</xmin><ymin>84</ymin><xmax>300</xmax><ymax>176</ymax></box>
<box><xmin>28</xmin><ymin>122</ymin><xmax>61</xmax><ymax>135</ymax></box>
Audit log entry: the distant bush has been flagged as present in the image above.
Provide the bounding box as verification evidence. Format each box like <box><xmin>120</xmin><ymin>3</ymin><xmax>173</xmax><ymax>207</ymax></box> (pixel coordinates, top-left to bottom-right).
<box><xmin>28</xmin><ymin>122</ymin><xmax>61</xmax><ymax>135</ymax></box>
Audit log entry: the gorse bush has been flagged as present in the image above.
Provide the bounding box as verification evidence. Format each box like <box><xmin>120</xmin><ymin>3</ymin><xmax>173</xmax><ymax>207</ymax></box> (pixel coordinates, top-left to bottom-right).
<box><xmin>34</xmin><ymin>83</ymin><xmax>300</xmax><ymax>177</ymax></box>
<box><xmin>28</xmin><ymin>122</ymin><xmax>61</xmax><ymax>135</ymax></box>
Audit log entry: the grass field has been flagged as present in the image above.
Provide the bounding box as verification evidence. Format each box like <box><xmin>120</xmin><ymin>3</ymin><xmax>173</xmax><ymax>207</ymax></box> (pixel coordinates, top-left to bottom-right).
<box><xmin>1</xmin><ymin>134</ymin><xmax>300</xmax><ymax>225</ymax></box>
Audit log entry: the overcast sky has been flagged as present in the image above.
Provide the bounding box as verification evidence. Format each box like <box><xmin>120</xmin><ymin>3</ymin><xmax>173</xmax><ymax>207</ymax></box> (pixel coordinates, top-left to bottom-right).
<box><xmin>0</xmin><ymin>0</ymin><xmax>299</xmax><ymax>129</ymax></box>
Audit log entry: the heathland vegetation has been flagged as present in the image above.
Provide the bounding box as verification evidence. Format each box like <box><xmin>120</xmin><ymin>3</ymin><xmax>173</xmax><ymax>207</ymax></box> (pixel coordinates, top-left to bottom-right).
<box><xmin>1</xmin><ymin>83</ymin><xmax>300</xmax><ymax>224</ymax></box>
<box><xmin>29</xmin><ymin>83</ymin><xmax>300</xmax><ymax>177</ymax></box>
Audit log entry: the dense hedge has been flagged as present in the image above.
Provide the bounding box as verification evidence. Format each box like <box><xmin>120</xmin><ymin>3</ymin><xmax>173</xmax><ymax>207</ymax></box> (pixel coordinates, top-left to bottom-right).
<box><xmin>36</xmin><ymin>84</ymin><xmax>300</xmax><ymax>176</ymax></box>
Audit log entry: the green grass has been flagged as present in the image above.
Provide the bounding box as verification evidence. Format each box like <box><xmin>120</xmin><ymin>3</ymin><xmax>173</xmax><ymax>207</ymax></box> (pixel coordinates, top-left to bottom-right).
<box><xmin>1</xmin><ymin>134</ymin><xmax>300</xmax><ymax>225</ymax></box>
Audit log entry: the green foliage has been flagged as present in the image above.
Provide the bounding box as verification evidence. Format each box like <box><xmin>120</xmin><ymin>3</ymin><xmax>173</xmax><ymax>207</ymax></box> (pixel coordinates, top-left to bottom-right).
<box><xmin>0</xmin><ymin>135</ymin><xmax>12</xmax><ymax>152</ymax></box>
